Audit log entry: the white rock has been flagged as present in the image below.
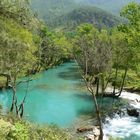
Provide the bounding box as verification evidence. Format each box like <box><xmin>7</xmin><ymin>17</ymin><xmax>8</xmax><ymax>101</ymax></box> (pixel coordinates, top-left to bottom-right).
<box><xmin>85</xmin><ymin>134</ymin><xmax>95</xmax><ymax>140</ymax></box>
<box><xmin>92</xmin><ymin>127</ymin><xmax>100</xmax><ymax>136</ymax></box>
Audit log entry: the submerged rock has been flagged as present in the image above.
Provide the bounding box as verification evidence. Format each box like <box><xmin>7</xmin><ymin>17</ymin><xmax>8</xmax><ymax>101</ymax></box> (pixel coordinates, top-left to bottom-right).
<box><xmin>127</xmin><ymin>108</ymin><xmax>139</xmax><ymax>117</ymax></box>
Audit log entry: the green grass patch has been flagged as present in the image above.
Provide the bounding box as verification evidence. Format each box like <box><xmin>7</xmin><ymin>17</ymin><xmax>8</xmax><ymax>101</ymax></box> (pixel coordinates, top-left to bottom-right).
<box><xmin>0</xmin><ymin>76</ymin><xmax>6</xmax><ymax>88</ymax></box>
<box><xmin>0</xmin><ymin>113</ymin><xmax>83</xmax><ymax>140</ymax></box>
<box><xmin>110</xmin><ymin>69</ymin><xmax>140</xmax><ymax>92</ymax></box>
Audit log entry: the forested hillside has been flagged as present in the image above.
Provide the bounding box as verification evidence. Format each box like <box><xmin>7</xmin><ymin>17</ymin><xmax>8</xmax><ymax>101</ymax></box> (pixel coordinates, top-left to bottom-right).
<box><xmin>75</xmin><ymin>0</ymin><xmax>140</xmax><ymax>14</ymax></box>
<box><xmin>52</xmin><ymin>6</ymin><xmax>121</xmax><ymax>29</ymax></box>
<box><xmin>31</xmin><ymin>0</ymin><xmax>140</xmax><ymax>24</ymax></box>
<box><xmin>31</xmin><ymin>0</ymin><xmax>77</xmax><ymax>24</ymax></box>
<box><xmin>31</xmin><ymin>0</ymin><xmax>121</xmax><ymax>29</ymax></box>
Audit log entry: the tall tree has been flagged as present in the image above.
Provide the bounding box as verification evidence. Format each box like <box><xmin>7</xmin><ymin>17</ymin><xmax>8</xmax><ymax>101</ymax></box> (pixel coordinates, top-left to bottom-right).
<box><xmin>116</xmin><ymin>2</ymin><xmax>140</xmax><ymax>95</ymax></box>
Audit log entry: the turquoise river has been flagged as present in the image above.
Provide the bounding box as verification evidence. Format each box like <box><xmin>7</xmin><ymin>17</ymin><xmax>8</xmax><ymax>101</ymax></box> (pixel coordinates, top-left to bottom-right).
<box><xmin>0</xmin><ymin>61</ymin><xmax>140</xmax><ymax>140</ymax></box>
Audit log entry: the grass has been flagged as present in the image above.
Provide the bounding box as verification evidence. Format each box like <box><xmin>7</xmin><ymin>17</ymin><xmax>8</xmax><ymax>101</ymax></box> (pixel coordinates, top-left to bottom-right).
<box><xmin>110</xmin><ymin>69</ymin><xmax>140</xmax><ymax>92</ymax></box>
<box><xmin>0</xmin><ymin>76</ymin><xmax>6</xmax><ymax>88</ymax></box>
<box><xmin>125</xmin><ymin>70</ymin><xmax>140</xmax><ymax>91</ymax></box>
<box><xmin>0</xmin><ymin>112</ymin><xmax>83</xmax><ymax>140</ymax></box>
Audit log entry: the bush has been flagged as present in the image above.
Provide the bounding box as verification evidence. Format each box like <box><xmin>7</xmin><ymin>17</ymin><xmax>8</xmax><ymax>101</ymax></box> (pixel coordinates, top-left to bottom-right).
<box><xmin>7</xmin><ymin>121</ymin><xmax>29</xmax><ymax>140</ymax></box>
<box><xmin>0</xmin><ymin>118</ymin><xmax>82</xmax><ymax>140</ymax></box>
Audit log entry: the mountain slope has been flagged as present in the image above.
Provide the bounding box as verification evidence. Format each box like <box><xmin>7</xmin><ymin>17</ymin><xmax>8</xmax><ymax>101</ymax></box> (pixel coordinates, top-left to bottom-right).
<box><xmin>75</xmin><ymin>0</ymin><xmax>140</xmax><ymax>15</ymax></box>
<box><xmin>51</xmin><ymin>6</ymin><xmax>121</xmax><ymax>29</ymax></box>
<box><xmin>31</xmin><ymin>0</ymin><xmax>140</xmax><ymax>21</ymax></box>
<box><xmin>31</xmin><ymin>0</ymin><xmax>121</xmax><ymax>29</ymax></box>
<box><xmin>31</xmin><ymin>0</ymin><xmax>77</xmax><ymax>23</ymax></box>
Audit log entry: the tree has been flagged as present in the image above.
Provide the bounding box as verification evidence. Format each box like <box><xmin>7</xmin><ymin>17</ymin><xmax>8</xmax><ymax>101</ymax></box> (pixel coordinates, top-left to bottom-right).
<box><xmin>74</xmin><ymin>24</ymin><xmax>112</xmax><ymax>95</ymax></box>
<box><xmin>73</xmin><ymin>24</ymin><xmax>112</xmax><ymax>140</ymax></box>
<box><xmin>38</xmin><ymin>26</ymin><xmax>72</xmax><ymax>70</ymax></box>
<box><xmin>0</xmin><ymin>16</ymin><xmax>37</xmax><ymax>117</ymax></box>
<box><xmin>115</xmin><ymin>2</ymin><xmax>140</xmax><ymax>95</ymax></box>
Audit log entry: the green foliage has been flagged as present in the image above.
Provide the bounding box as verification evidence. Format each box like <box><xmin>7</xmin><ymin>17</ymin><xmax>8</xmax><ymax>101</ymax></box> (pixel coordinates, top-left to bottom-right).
<box><xmin>119</xmin><ymin>2</ymin><xmax>140</xmax><ymax>63</ymax></box>
<box><xmin>0</xmin><ymin>0</ymin><xmax>36</xmax><ymax>30</ymax></box>
<box><xmin>0</xmin><ymin>0</ymin><xmax>73</xmax><ymax>85</ymax></box>
<box><xmin>0</xmin><ymin>118</ymin><xmax>79</xmax><ymax>140</ymax></box>
<box><xmin>29</xmin><ymin>125</ymin><xmax>71</xmax><ymax>140</ymax></box>
<box><xmin>73</xmin><ymin>2</ymin><xmax>140</xmax><ymax>94</ymax></box>
<box><xmin>7</xmin><ymin>122</ymin><xmax>29</xmax><ymax>140</ymax></box>
<box><xmin>112</xmin><ymin>69</ymin><xmax>140</xmax><ymax>91</ymax></box>
<box><xmin>0</xmin><ymin>119</ymin><xmax>13</xmax><ymax>139</ymax></box>
<box><xmin>0</xmin><ymin>17</ymin><xmax>37</xmax><ymax>78</ymax></box>
<box><xmin>110</xmin><ymin>2</ymin><xmax>140</xmax><ymax>91</ymax></box>
<box><xmin>74</xmin><ymin>23</ymin><xmax>112</xmax><ymax>74</ymax></box>
<box><xmin>38</xmin><ymin>26</ymin><xmax>73</xmax><ymax>70</ymax></box>
<box><xmin>73</xmin><ymin>23</ymin><xmax>112</xmax><ymax>95</ymax></box>
<box><xmin>31</xmin><ymin>0</ymin><xmax>135</xmax><ymax>29</ymax></box>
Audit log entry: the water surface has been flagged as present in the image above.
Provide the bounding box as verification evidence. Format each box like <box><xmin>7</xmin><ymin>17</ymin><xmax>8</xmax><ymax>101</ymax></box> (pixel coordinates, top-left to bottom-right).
<box><xmin>0</xmin><ymin>62</ymin><xmax>94</xmax><ymax>127</ymax></box>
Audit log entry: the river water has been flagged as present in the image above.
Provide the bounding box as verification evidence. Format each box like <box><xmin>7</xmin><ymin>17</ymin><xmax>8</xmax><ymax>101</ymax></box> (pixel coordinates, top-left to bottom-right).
<box><xmin>0</xmin><ymin>61</ymin><xmax>140</xmax><ymax>139</ymax></box>
<box><xmin>0</xmin><ymin>61</ymin><xmax>94</xmax><ymax>127</ymax></box>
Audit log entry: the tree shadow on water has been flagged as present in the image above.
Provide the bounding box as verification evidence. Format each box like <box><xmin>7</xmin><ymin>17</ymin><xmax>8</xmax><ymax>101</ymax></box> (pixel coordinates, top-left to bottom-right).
<box><xmin>57</xmin><ymin>63</ymin><xmax>82</xmax><ymax>80</ymax></box>
<box><xmin>67</xmin><ymin>66</ymin><xmax>79</xmax><ymax>72</ymax></box>
<box><xmin>57</xmin><ymin>70</ymin><xmax>82</xmax><ymax>80</ymax></box>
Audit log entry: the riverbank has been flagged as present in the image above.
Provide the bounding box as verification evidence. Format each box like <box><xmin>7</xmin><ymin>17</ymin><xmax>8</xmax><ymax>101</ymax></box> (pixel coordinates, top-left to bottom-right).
<box><xmin>111</xmin><ymin>69</ymin><xmax>140</xmax><ymax>94</ymax></box>
<box><xmin>0</xmin><ymin>59</ymin><xmax>72</xmax><ymax>90</ymax></box>
<box><xmin>0</xmin><ymin>114</ymin><xmax>75</xmax><ymax>140</ymax></box>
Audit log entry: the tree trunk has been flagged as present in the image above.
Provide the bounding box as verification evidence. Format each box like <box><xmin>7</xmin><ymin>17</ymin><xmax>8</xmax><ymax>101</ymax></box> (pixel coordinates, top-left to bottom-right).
<box><xmin>113</xmin><ymin>67</ymin><xmax>118</xmax><ymax>95</ymax></box>
<box><xmin>119</xmin><ymin>67</ymin><xmax>128</xmax><ymax>96</ymax></box>
<box><xmin>85</xmin><ymin>54</ymin><xmax>88</xmax><ymax>77</ymax></box>
<box><xmin>19</xmin><ymin>103</ymin><xmax>24</xmax><ymax>118</ymax></box>
<box><xmin>74</xmin><ymin>59</ymin><xmax>103</xmax><ymax>139</ymax></box>
<box><xmin>10</xmin><ymin>91</ymin><xmax>15</xmax><ymax>112</ymax></box>
<box><xmin>84</xmin><ymin>78</ymin><xmax>103</xmax><ymax>140</ymax></box>
<box><xmin>91</xmin><ymin>92</ymin><xmax>103</xmax><ymax>140</ymax></box>
<box><xmin>6</xmin><ymin>75</ymin><xmax>10</xmax><ymax>87</ymax></box>
<box><xmin>100</xmin><ymin>74</ymin><xmax>105</xmax><ymax>95</ymax></box>
<box><xmin>10</xmin><ymin>86</ymin><xmax>16</xmax><ymax>112</ymax></box>
<box><xmin>96</xmin><ymin>77</ymin><xmax>99</xmax><ymax>96</ymax></box>
<box><xmin>18</xmin><ymin>74</ymin><xmax>29</xmax><ymax>118</ymax></box>
<box><xmin>10</xmin><ymin>75</ymin><xmax>19</xmax><ymax>117</ymax></box>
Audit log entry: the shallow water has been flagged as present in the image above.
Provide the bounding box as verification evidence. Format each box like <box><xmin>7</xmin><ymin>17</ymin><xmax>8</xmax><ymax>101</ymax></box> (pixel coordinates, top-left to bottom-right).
<box><xmin>0</xmin><ymin>62</ymin><xmax>94</xmax><ymax>127</ymax></box>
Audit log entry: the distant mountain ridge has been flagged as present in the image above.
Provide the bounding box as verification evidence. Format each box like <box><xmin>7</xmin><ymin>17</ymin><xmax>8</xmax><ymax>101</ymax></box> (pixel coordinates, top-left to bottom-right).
<box><xmin>52</xmin><ymin>6</ymin><xmax>121</xmax><ymax>30</ymax></box>
<box><xmin>74</xmin><ymin>0</ymin><xmax>140</xmax><ymax>15</ymax></box>
<box><xmin>31</xmin><ymin>0</ymin><xmax>132</xmax><ymax>29</ymax></box>
<box><xmin>31</xmin><ymin>0</ymin><xmax>77</xmax><ymax>21</ymax></box>
<box><xmin>31</xmin><ymin>0</ymin><xmax>140</xmax><ymax>19</ymax></box>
